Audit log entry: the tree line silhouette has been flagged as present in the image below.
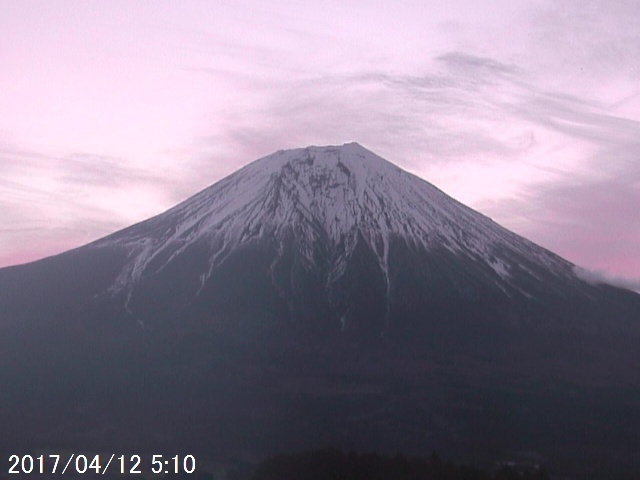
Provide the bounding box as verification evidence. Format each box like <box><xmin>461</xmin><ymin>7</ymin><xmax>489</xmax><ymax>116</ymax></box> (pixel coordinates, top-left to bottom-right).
<box><xmin>250</xmin><ymin>448</ymin><xmax>550</xmax><ymax>480</ymax></box>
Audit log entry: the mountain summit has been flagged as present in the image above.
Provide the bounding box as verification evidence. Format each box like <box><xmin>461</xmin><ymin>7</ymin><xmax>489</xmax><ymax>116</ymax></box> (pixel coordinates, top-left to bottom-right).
<box><xmin>1</xmin><ymin>143</ymin><xmax>639</xmax><ymax>475</ymax></box>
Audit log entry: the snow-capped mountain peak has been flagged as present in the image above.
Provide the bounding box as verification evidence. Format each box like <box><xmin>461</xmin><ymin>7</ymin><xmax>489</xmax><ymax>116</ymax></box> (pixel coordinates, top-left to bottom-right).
<box><xmin>93</xmin><ymin>143</ymin><xmax>580</xmax><ymax>314</ymax></box>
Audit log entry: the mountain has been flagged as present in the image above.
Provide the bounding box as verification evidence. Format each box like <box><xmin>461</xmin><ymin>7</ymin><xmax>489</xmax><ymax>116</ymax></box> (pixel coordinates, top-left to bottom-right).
<box><xmin>1</xmin><ymin>143</ymin><xmax>639</xmax><ymax>476</ymax></box>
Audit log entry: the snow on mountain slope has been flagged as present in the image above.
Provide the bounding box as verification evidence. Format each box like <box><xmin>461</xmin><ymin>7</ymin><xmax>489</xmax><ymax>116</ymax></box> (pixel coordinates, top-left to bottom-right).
<box><xmin>92</xmin><ymin>142</ymin><xmax>578</xmax><ymax>312</ymax></box>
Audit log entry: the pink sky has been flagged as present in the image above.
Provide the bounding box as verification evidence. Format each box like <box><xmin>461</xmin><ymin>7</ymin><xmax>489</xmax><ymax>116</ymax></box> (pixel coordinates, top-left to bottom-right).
<box><xmin>1</xmin><ymin>0</ymin><xmax>639</xmax><ymax>285</ymax></box>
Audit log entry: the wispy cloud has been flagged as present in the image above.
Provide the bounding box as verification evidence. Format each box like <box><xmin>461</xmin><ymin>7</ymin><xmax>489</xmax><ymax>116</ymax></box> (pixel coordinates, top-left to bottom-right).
<box><xmin>0</xmin><ymin>143</ymin><xmax>202</xmax><ymax>265</ymax></box>
<box><xmin>574</xmin><ymin>266</ymin><xmax>640</xmax><ymax>293</ymax></box>
<box><xmin>437</xmin><ymin>52</ymin><xmax>519</xmax><ymax>79</ymax></box>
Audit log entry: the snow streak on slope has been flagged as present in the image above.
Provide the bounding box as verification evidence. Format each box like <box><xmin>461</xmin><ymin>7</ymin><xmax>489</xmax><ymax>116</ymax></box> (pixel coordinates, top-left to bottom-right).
<box><xmin>95</xmin><ymin>143</ymin><xmax>575</xmax><ymax>304</ymax></box>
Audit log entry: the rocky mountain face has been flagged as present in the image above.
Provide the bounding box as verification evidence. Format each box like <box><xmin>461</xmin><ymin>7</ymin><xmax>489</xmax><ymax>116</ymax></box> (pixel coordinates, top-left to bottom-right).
<box><xmin>1</xmin><ymin>143</ymin><xmax>639</xmax><ymax>476</ymax></box>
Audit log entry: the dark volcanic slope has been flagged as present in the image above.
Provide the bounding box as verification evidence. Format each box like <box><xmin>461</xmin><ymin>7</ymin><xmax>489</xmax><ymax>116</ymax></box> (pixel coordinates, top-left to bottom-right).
<box><xmin>1</xmin><ymin>143</ymin><xmax>639</xmax><ymax>476</ymax></box>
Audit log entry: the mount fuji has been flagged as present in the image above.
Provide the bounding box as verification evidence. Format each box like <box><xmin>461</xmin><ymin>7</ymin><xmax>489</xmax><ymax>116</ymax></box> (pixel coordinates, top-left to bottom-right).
<box><xmin>1</xmin><ymin>143</ymin><xmax>639</xmax><ymax>475</ymax></box>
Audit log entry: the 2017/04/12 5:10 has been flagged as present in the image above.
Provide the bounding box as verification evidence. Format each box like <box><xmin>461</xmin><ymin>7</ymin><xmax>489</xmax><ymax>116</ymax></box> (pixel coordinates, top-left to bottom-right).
<box><xmin>7</xmin><ymin>454</ymin><xmax>196</xmax><ymax>475</ymax></box>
